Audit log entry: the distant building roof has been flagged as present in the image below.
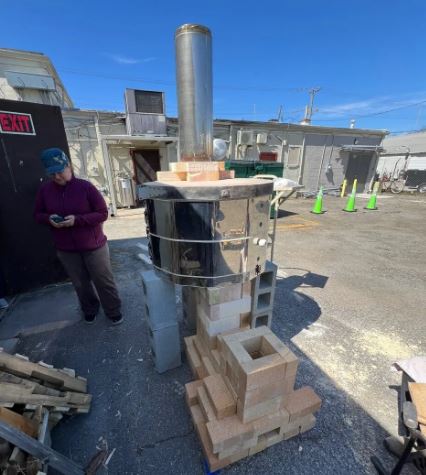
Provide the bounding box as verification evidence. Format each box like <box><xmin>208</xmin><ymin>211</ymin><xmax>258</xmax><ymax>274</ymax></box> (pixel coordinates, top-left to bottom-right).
<box><xmin>382</xmin><ymin>130</ymin><xmax>426</xmax><ymax>155</ymax></box>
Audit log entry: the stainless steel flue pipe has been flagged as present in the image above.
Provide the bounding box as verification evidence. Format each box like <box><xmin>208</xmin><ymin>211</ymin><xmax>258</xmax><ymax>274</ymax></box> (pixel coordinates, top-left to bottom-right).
<box><xmin>175</xmin><ymin>24</ymin><xmax>213</xmax><ymax>161</ymax></box>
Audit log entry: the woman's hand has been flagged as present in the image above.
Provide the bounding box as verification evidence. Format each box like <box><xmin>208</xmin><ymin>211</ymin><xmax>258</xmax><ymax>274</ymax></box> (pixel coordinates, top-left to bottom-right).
<box><xmin>63</xmin><ymin>215</ymin><xmax>76</xmax><ymax>227</ymax></box>
<box><xmin>49</xmin><ymin>215</ymin><xmax>67</xmax><ymax>228</ymax></box>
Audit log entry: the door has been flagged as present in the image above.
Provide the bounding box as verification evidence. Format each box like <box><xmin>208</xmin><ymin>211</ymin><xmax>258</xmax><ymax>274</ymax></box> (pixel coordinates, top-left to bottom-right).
<box><xmin>345</xmin><ymin>152</ymin><xmax>373</xmax><ymax>192</ymax></box>
<box><xmin>133</xmin><ymin>149</ymin><xmax>161</xmax><ymax>184</ymax></box>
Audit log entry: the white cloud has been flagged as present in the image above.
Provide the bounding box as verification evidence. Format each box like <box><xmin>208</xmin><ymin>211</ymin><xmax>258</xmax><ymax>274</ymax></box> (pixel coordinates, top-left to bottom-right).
<box><xmin>105</xmin><ymin>54</ymin><xmax>156</xmax><ymax>65</ymax></box>
<box><xmin>318</xmin><ymin>92</ymin><xmax>426</xmax><ymax>118</ymax></box>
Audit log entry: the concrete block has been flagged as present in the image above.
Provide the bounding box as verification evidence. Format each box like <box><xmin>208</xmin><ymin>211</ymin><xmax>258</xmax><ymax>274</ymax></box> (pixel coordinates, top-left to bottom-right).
<box><xmin>149</xmin><ymin>322</ymin><xmax>181</xmax><ymax>373</ymax></box>
<box><xmin>198</xmin><ymin>284</ymin><xmax>243</xmax><ymax>305</ymax></box>
<box><xmin>197</xmin><ymin>296</ymin><xmax>251</xmax><ymax>321</ymax></box>
<box><xmin>250</xmin><ymin>311</ymin><xmax>272</xmax><ymax>329</ymax></box>
<box><xmin>141</xmin><ymin>270</ymin><xmax>177</xmax><ymax>329</ymax></box>
<box><xmin>251</xmin><ymin>260</ymin><xmax>277</xmax><ymax>314</ymax></box>
<box><xmin>283</xmin><ymin>386</ymin><xmax>322</xmax><ymax>422</ymax></box>
<box><xmin>197</xmin><ymin>386</ymin><xmax>217</xmax><ymax>422</ymax></box>
<box><xmin>207</xmin><ymin>415</ymin><xmax>256</xmax><ymax>454</ymax></box>
<box><xmin>185</xmin><ymin>380</ymin><xmax>204</xmax><ymax>407</ymax></box>
<box><xmin>237</xmin><ymin>395</ymin><xmax>282</xmax><ymax>423</ymax></box>
<box><xmin>204</xmin><ymin>374</ymin><xmax>236</xmax><ymax>420</ymax></box>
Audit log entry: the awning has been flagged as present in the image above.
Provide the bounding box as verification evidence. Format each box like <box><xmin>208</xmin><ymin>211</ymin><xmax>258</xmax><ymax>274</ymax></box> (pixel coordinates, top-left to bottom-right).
<box><xmin>341</xmin><ymin>145</ymin><xmax>384</xmax><ymax>152</ymax></box>
<box><xmin>102</xmin><ymin>134</ymin><xmax>178</xmax><ymax>145</ymax></box>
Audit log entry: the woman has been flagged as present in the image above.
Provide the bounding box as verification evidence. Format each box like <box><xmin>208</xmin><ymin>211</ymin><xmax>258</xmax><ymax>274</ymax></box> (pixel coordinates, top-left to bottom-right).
<box><xmin>34</xmin><ymin>148</ymin><xmax>122</xmax><ymax>325</ymax></box>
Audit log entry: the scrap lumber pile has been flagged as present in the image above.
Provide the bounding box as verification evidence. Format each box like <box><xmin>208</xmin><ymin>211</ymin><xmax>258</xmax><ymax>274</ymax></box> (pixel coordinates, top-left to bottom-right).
<box><xmin>156</xmin><ymin>161</ymin><xmax>235</xmax><ymax>182</ymax></box>
<box><xmin>184</xmin><ymin>284</ymin><xmax>321</xmax><ymax>471</ymax></box>
<box><xmin>0</xmin><ymin>349</ymin><xmax>91</xmax><ymax>474</ymax></box>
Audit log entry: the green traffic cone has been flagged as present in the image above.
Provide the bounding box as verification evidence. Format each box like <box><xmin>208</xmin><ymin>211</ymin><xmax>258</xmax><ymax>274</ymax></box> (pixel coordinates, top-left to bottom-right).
<box><xmin>311</xmin><ymin>187</ymin><xmax>325</xmax><ymax>214</ymax></box>
<box><xmin>364</xmin><ymin>192</ymin><xmax>378</xmax><ymax>210</ymax></box>
<box><xmin>343</xmin><ymin>192</ymin><xmax>357</xmax><ymax>212</ymax></box>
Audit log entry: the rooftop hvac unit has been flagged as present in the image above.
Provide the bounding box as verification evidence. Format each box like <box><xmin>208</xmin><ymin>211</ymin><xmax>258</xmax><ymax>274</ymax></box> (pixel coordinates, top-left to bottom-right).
<box><xmin>237</xmin><ymin>130</ymin><xmax>254</xmax><ymax>146</ymax></box>
<box><xmin>125</xmin><ymin>89</ymin><xmax>167</xmax><ymax>136</ymax></box>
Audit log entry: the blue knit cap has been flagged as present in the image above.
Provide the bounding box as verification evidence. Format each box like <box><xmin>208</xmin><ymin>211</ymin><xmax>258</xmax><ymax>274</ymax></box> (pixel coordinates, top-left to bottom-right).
<box><xmin>40</xmin><ymin>148</ymin><xmax>69</xmax><ymax>175</ymax></box>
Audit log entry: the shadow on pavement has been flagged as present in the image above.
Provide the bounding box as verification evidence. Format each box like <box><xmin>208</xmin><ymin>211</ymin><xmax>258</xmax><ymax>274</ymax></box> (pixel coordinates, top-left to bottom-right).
<box><xmin>0</xmin><ymin>239</ymin><xmax>411</xmax><ymax>474</ymax></box>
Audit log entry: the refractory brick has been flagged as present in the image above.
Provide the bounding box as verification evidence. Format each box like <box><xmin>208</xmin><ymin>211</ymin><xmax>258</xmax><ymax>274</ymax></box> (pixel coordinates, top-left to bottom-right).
<box><xmin>203</xmin><ymin>374</ymin><xmax>236</xmax><ymax>420</ymax></box>
<box><xmin>283</xmin><ymin>386</ymin><xmax>322</xmax><ymax>422</ymax></box>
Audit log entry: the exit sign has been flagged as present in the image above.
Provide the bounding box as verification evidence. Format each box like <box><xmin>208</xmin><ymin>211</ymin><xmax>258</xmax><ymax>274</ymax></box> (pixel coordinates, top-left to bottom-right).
<box><xmin>0</xmin><ymin>111</ymin><xmax>35</xmax><ymax>135</ymax></box>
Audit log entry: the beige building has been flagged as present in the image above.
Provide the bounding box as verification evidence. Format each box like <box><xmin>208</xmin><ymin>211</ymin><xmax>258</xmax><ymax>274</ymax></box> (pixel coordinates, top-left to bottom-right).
<box><xmin>1</xmin><ymin>48</ymin><xmax>387</xmax><ymax>214</ymax></box>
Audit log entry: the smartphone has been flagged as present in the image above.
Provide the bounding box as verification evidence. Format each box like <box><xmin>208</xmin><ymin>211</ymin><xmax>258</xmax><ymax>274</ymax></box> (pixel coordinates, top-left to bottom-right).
<box><xmin>51</xmin><ymin>215</ymin><xmax>66</xmax><ymax>223</ymax></box>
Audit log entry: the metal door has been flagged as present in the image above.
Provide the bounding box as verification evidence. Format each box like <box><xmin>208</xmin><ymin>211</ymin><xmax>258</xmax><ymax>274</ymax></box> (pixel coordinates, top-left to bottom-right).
<box><xmin>133</xmin><ymin>149</ymin><xmax>161</xmax><ymax>184</ymax></box>
<box><xmin>345</xmin><ymin>152</ymin><xmax>373</xmax><ymax>192</ymax></box>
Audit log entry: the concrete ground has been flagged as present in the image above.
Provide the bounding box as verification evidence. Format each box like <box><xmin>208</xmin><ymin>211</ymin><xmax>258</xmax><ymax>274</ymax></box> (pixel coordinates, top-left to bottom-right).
<box><xmin>0</xmin><ymin>193</ymin><xmax>425</xmax><ymax>474</ymax></box>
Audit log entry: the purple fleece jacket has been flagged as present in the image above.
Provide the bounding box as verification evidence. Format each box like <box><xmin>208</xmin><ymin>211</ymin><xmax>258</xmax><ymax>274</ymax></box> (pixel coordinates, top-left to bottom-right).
<box><xmin>34</xmin><ymin>177</ymin><xmax>108</xmax><ymax>252</ymax></box>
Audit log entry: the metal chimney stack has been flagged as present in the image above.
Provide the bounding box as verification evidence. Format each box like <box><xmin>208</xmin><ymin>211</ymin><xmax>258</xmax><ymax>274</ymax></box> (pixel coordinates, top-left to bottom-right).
<box><xmin>175</xmin><ymin>24</ymin><xmax>213</xmax><ymax>161</ymax></box>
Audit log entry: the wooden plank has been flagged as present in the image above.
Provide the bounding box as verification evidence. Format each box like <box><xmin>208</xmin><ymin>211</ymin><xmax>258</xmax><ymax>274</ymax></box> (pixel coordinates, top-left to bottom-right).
<box><xmin>0</xmin><ymin>351</ymin><xmax>87</xmax><ymax>393</ymax></box>
<box><xmin>0</xmin><ymin>408</ymin><xmax>38</xmax><ymax>437</ymax></box>
<box><xmin>0</xmin><ymin>370</ymin><xmax>63</xmax><ymax>396</ymax></box>
<box><xmin>0</xmin><ymin>419</ymin><xmax>85</xmax><ymax>475</ymax></box>
<box><xmin>408</xmin><ymin>382</ymin><xmax>426</xmax><ymax>425</ymax></box>
<box><xmin>0</xmin><ymin>383</ymin><xmax>91</xmax><ymax>409</ymax></box>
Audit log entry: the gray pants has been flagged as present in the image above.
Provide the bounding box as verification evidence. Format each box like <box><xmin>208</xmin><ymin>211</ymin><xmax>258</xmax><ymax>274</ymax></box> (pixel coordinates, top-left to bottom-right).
<box><xmin>57</xmin><ymin>244</ymin><xmax>121</xmax><ymax>319</ymax></box>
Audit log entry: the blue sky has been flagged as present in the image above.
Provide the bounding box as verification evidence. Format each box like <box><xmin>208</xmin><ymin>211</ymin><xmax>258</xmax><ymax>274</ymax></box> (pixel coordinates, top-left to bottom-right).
<box><xmin>2</xmin><ymin>0</ymin><xmax>426</xmax><ymax>133</ymax></box>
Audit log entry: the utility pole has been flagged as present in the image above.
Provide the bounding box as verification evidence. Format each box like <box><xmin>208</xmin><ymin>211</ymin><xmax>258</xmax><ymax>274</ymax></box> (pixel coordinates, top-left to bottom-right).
<box><xmin>301</xmin><ymin>87</ymin><xmax>321</xmax><ymax>125</ymax></box>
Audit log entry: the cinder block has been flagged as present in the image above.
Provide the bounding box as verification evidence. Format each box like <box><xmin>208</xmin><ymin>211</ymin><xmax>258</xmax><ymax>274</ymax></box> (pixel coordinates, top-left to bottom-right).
<box><xmin>251</xmin><ymin>261</ymin><xmax>277</xmax><ymax>314</ymax></box>
<box><xmin>283</xmin><ymin>386</ymin><xmax>322</xmax><ymax>422</ymax></box>
<box><xmin>237</xmin><ymin>395</ymin><xmax>282</xmax><ymax>423</ymax></box>
<box><xmin>197</xmin><ymin>386</ymin><xmax>217</xmax><ymax>422</ymax></box>
<box><xmin>282</xmin><ymin>414</ymin><xmax>316</xmax><ymax>440</ymax></box>
<box><xmin>198</xmin><ymin>283</ymin><xmax>243</xmax><ymax>305</ymax></box>
<box><xmin>141</xmin><ymin>270</ymin><xmax>177</xmax><ymax>329</ymax></box>
<box><xmin>185</xmin><ymin>380</ymin><xmax>204</xmax><ymax>407</ymax></box>
<box><xmin>206</xmin><ymin>415</ymin><xmax>256</xmax><ymax>454</ymax></box>
<box><xmin>203</xmin><ymin>374</ymin><xmax>236</xmax><ymax>420</ymax></box>
<box><xmin>148</xmin><ymin>322</ymin><xmax>181</xmax><ymax>374</ymax></box>
<box><xmin>250</xmin><ymin>311</ymin><xmax>272</xmax><ymax>329</ymax></box>
<box><xmin>197</xmin><ymin>296</ymin><xmax>251</xmax><ymax>321</ymax></box>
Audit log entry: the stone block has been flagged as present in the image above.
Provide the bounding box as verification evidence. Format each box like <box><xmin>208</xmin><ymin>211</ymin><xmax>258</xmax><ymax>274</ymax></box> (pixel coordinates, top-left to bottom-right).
<box><xmin>204</xmin><ymin>374</ymin><xmax>236</xmax><ymax>420</ymax></box>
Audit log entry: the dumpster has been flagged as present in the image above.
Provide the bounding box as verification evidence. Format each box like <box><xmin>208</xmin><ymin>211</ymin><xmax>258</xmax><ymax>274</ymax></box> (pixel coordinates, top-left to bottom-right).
<box><xmin>225</xmin><ymin>160</ymin><xmax>284</xmax><ymax>178</ymax></box>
